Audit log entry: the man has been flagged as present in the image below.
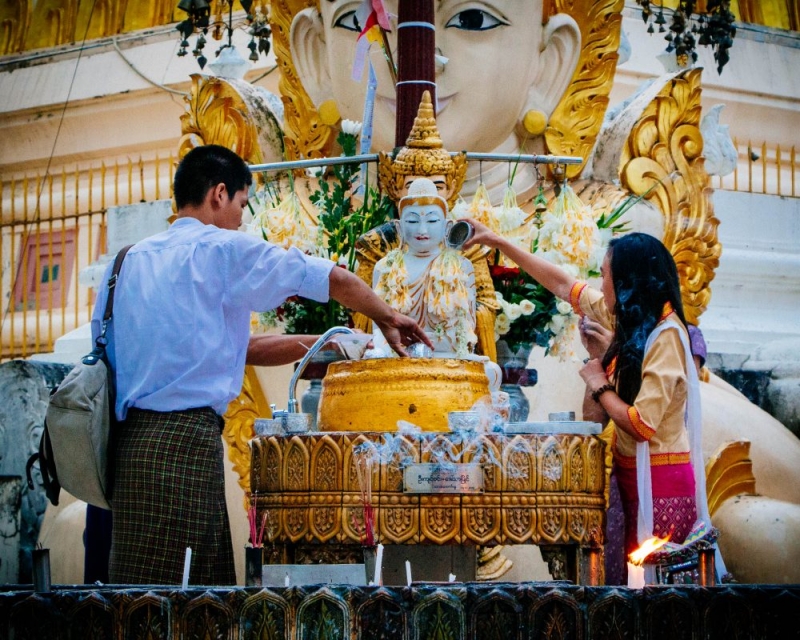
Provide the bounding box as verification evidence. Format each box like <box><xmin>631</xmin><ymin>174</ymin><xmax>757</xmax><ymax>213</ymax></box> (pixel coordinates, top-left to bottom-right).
<box><xmin>91</xmin><ymin>144</ymin><xmax>430</xmax><ymax>585</ymax></box>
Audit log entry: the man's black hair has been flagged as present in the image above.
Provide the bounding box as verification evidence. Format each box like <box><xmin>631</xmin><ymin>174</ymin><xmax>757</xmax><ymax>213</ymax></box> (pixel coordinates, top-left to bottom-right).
<box><xmin>173</xmin><ymin>145</ymin><xmax>253</xmax><ymax>210</ymax></box>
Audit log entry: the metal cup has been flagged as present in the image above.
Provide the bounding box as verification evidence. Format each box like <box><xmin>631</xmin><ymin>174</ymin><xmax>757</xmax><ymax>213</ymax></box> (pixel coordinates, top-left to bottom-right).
<box><xmin>283</xmin><ymin>413</ymin><xmax>312</xmax><ymax>433</ymax></box>
<box><xmin>445</xmin><ymin>220</ymin><xmax>474</xmax><ymax>250</ymax></box>
<box><xmin>254</xmin><ymin>418</ymin><xmax>283</xmax><ymax>436</ymax></box>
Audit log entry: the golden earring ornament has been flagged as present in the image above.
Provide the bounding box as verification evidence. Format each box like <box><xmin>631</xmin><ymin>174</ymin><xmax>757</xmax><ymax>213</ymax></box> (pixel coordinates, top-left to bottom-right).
<box><xmin>318</xmin><ymin>99</ymin><xmax>341</xmax><ymax>126</ymax></box>
<box><xmin>522</xmin><ymin>109</ymin><xmax>548</xmax><ymax>136</ymax></box>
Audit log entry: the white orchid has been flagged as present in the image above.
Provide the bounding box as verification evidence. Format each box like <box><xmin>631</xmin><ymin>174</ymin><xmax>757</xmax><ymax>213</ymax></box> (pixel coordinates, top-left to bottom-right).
<box><xmin>341</xmin><ymin>119</ymin><xmax>363</xmax><ymax>136</ymax></box>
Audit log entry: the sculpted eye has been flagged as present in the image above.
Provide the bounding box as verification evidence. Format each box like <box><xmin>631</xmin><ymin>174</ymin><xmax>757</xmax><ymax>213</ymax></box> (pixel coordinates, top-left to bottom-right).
<box><xmin>334</xmin><ymin>10</ymin><xmax>361</xmax><ymax>32</ymax></box>
<box><xmin>445</xmin><ymin>9</ymin><xmax>505</xmax><ymax>31</ymax></box>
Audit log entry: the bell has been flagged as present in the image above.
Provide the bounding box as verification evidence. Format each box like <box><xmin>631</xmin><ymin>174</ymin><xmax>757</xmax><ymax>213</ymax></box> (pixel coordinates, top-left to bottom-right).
<box><xmin>177</xmin><ymin>0</ymin><xmax>193</xmax><ymax>13</ymax></box>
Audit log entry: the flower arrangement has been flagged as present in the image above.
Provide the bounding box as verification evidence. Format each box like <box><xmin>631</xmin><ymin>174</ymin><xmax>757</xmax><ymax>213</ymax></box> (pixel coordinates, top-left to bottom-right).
<box><xmin>455</xmin><ymin>180</ymin><xmax>630</xmax><ymax>359</ymax></box>
<box><xmin>250</xmin><ymin>121</ymin><xmax>395</xmax><ymax>335</ymax></box>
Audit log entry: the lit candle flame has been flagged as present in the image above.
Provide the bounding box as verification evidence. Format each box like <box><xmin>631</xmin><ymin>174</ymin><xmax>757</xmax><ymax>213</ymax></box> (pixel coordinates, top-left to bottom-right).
<box><xmin>628</xmin><ymin>535</ymin><xmax>670</xmax><ymax>565</ymax></box>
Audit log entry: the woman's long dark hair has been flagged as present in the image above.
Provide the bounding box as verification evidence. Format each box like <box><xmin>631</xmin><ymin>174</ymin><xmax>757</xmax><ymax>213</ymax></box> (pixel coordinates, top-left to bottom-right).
<box><xmin>600</xmin><ymin>233</ymin><xmax>688</xmax><ymax>404</ymax></box>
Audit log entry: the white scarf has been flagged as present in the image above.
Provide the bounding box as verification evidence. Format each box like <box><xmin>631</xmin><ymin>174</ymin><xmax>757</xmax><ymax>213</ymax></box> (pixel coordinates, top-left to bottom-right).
<box><xmin>637</xmin><ymin>318</ymin><xmax>727</xmax><ymax>581</ymax></box>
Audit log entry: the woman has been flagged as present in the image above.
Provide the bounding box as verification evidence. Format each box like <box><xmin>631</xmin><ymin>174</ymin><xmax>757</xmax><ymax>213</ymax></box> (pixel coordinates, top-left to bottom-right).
<box><xmin>465</xmin><ymin>223</ymin><xmax>717</xmax><ymax>567</ymax></box>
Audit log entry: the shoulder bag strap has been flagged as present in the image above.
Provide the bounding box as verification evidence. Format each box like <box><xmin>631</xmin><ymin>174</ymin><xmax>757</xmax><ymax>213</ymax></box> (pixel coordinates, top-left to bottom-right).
<box><xmin>95</xmin><ymin>245</ymin><xmax>134</xmax><ymax>348</ymax></box>
<box><xmin>103</xmin><ymin>244</ymin><xmax>134</xmax><ymax>324</ymax></box>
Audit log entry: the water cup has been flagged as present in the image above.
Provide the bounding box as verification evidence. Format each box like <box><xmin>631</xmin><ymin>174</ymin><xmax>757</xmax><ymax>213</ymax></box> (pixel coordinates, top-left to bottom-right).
<box><xmin>445</xmin><ymin>220</ymin><xmax>474</xmax><ymax>250</ymax></box>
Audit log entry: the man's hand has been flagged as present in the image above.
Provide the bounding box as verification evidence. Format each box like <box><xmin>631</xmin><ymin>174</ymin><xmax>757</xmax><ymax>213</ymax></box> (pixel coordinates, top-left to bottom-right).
<box><xmin>327</xmin><ymin>266</ymin><xmax>433</xmax><ymax>357</ymax></box>
<box><xmin>373</xmin><ymin>311</ymin><xmax>433</xmax><ymax>357</ymax></box>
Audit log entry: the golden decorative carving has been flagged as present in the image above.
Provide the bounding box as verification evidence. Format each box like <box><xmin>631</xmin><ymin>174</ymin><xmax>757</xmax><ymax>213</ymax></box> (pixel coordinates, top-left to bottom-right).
<box><xmin>618</xmin><ymin>68</ymin><xmax>721</xmax><ymax>324</ymax></box>
<box><xmin>179</xmin><ymin>74</ymin><xmax>267</xmax><ymax>166</ymax></box>
<box><xmin>544</xmin><ymin>0</ymin><xmax>624</xmax><ymax>178</ymax></box>
<box><xmin>24</xmin><ymin>0</ymin><xmax>77</xmax><ymax>50</ymax></box>
<box><xmin>223</xmin><ymin>365</ymin><xmax>269</xmax><ymax>500</ymax></box>
<box><xmin>268</xmin><ymin>0</ymin><xmax>335</xmax><ymax>161</ymax></box>
<box><xmin>285</xmin><ymin>437</ymin><xmax>309</xmax><ymax>491</ymax></box>
<box><xmin>420</xmin><ymin>496</ymin><xmax>461</xmax><ymax>544</ymax></box>
<box><xmin>251</xmin><ymin>432</ymin><xmax>605</xmax><ymax>548</ymax></box>
<box><xmin>0</xmin><ymin>1</ymin><xmax>30</xmax><ymax>55</ymax></box>
<box><xmin>311</xmin><ymin>434</ymin><xmax>342</xmax><ymax>491</ymax></box>
<box><xmin>705</xmin><ymin>440</ymin><xmax>757</xmax><ymax>517</ymax></box>
<box><xmin>377</xmin><ymin>91</ymin><xmax>467</xmax><ymax>212</ymax></box>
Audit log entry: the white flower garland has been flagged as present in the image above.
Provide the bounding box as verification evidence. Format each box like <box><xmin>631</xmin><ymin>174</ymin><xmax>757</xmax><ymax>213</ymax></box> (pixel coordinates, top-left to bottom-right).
<box><xmin>376</xmin><ymin>247</ymin><xmax>476</xmax><ymax>357</ymax></box>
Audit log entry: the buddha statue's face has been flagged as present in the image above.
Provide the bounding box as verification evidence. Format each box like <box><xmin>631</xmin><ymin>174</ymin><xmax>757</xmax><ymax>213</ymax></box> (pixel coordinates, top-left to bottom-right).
<box><xmin>400</xmin><ymin>203</ymin><xmax>447</xmax><ymax>256</ymax></box>
<box><xmin>291</xmin><ymin>1</ymin><xmax>580</xmax><ymax>153</ymax></box>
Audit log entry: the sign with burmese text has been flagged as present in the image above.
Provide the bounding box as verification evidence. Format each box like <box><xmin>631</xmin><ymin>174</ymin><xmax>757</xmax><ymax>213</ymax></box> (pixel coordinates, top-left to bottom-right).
<box><xmin>403</xmin><ymin>463</ymin><xmax>484</xmax><ymax>494</ymax></box>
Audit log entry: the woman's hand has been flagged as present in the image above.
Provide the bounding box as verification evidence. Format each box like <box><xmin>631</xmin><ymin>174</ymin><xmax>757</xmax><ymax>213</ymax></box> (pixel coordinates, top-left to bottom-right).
<box><xmin>580</xmin><ymin>316</ymin><xmax>612</xmax><ymax>360</ymax></box>
<box><xmin>579</xmin><ymin>358</ymin><xmax>609</xmax><ymax>391</ymax></box>
<box><xmin>462</xmin><ymin>218</ymin><xmax>502</xmax><ymax>250</ymax></box>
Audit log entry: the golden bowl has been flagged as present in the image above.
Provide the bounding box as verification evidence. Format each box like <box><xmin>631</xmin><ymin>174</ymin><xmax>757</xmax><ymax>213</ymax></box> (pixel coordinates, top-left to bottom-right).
<box><xmin>317</xmin><ymin>358</ymin><xmax>490</xmax><ymax>432</ymax></box>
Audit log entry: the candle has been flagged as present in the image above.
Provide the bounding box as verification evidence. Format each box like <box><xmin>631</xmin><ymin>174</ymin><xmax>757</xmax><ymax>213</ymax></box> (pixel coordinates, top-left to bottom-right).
<box><xmin>373</xmin><ymin>544</ymin><xmax>384</xmax><ymax>586</ymax></box>
<box><xmin>182</xmin><ymin>547</ymin><xmax>192</xmax><ymax>589</ymax></box>
<box><xmin>285</xmin><ymin>572</ymin><xmax>291</xmax><ymax>587</ymax></box>
<box><xmin>405</xmin><ymin>560</ymin><xmax>412</xmax><ymax>586</ymax></box>
<box><xmin>627</xmin><ymin>562</ymin><xmax>645</xmax><ymax>589</ymax></box>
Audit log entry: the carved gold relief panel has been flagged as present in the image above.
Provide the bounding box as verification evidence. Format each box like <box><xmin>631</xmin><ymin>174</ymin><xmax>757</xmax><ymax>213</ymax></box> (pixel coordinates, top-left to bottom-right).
<box><xmin>420</xmin><ymin>495</ymin><xmax>462</xmax><ymax>544</ymax></box>
<box><xmin>501</xmin><ymin>495</ymin><xmax>537</xmax><ymax>544</ymax></box>
<box><xmin>379</xmin><ymin>494</ymin><xmax>419</xmax><ymax>544</ymax></box>
<box><xmin>502</xmin><ymin>436</ymin><xmax>537</xmax><ymax>493</ymax></box>
<box><xmin>283</xmin><ymin>436</ymin><xmax>310</xmax><ymax>492</ymax></box>
<box><xmin>310</xmin><ymin>434</ymin><xmax>343</xmax><ymax>492</ymax></box>
<box><xmin>462</xmin><ymin>495</ymin><xmax>501</xmax><ymax>545</ymax></box>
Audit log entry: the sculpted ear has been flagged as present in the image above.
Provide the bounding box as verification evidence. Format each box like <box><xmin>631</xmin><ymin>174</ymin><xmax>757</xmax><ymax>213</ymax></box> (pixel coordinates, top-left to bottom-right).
<box><xmin>538</xmin><ymin>15</ymin><xmax>581</xmax><ymax>114</ymax></box>
<box><xmin>290</xmin><ymin>7</ymin><xmax>332</xmax><ymax>108</ymax></box>
<box><xmin>519</xmin><ymin>15</ymin><xmax>582</xmax><ymax>135</ymax></box>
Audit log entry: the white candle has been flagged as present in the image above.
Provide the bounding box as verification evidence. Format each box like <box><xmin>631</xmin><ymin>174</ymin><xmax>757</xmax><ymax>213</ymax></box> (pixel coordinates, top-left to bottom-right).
<box><xmin>373</xmin><ymin>544</ymin><xmax>384</xmax><ymax>586</ymax></box>
<box><xmin>181</xmin><ymin>547</ymin><xmax>192</xmax><ymax>589</ymax></box>
<box><xmin>627</xmin><ymin>562</ymin><xmax>645</xmax><ymax>589</ymax></box>
<box><xmin>405</xmin><ymin>560</ymin><xmax>412</xmax><ymax>586</ymax></box>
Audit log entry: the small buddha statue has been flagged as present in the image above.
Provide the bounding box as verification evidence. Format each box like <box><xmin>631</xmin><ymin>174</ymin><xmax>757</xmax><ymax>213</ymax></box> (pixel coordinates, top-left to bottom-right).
<box><xmin>354</xmin><ymin>91</ymin><xmax>500</xmax><ymax>361</ymax></box>
<box><xmin>370</xmin><ymin>177</ymin><xmax>477</xmax><ymax>358</ymax></box>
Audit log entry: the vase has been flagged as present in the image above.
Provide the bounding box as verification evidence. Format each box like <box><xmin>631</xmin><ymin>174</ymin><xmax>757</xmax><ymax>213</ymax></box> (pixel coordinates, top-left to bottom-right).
<box><xmin>299</xmin><ymin>348</ymin><xmax>345</xmax><ymax>430</ymax></box>
<box><xmin>495</xmin><ymin>340</ymin><xmax>538</xmax><ymax>423</ymax></box>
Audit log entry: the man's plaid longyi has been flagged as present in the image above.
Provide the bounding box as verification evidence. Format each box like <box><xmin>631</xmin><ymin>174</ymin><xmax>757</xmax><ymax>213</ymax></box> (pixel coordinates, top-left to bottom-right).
<box><xmin>109</xmin><ymin>407</ymin><xmax>235</xmax><ymax>585</ymax></box>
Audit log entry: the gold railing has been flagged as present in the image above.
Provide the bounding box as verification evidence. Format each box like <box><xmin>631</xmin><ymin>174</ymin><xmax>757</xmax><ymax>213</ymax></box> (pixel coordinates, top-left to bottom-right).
<box><xmin>1</xmin><ymin>155</ymin><xmax>174</xmax><ymax>361</ymax></box>
<box><xmin>714</xmin><ymin>139</ymin><xmax>798</xmax><ymax>197</ymax></box>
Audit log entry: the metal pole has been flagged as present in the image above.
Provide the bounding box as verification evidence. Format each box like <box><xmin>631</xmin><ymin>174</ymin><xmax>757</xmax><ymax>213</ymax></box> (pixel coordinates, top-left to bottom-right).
<box><xmin>249</xmin><ymin>152</ymin><xmax>583</xmax><ymax>175</ymax></box>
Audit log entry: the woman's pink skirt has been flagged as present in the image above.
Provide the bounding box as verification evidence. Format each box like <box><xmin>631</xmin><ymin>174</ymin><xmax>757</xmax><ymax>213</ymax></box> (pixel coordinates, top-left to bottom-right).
<box><xmin>614</xmin><ymin>462</ymin><xmax>697</xmax><ymax>556</ymax></box>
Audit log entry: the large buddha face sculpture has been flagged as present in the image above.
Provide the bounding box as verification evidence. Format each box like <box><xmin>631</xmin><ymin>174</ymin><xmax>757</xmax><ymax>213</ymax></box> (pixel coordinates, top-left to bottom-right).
<box><xmin>290</xmin><ymin>0</ymin><xmax>582</xmax><ymax>154</ymax></box>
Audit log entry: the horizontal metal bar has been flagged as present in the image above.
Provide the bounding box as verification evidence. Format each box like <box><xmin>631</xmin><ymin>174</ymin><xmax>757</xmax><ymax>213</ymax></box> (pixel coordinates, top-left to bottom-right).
<box><xmin>249</xmin><ymin>152</ymin><xmax>583</xmax><ymax>174</ymax></box>
<box><xmin>463</xmin><ymin>152</ymin><xmax>583</xmax><ymax>165</ymax></box>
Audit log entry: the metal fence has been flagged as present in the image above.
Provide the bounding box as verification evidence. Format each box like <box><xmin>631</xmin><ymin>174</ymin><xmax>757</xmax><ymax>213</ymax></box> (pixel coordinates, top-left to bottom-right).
<box><xmin>0</xmin><ymin>141</ymin><xmax>797</xmax><ymax>361</ymax></box>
